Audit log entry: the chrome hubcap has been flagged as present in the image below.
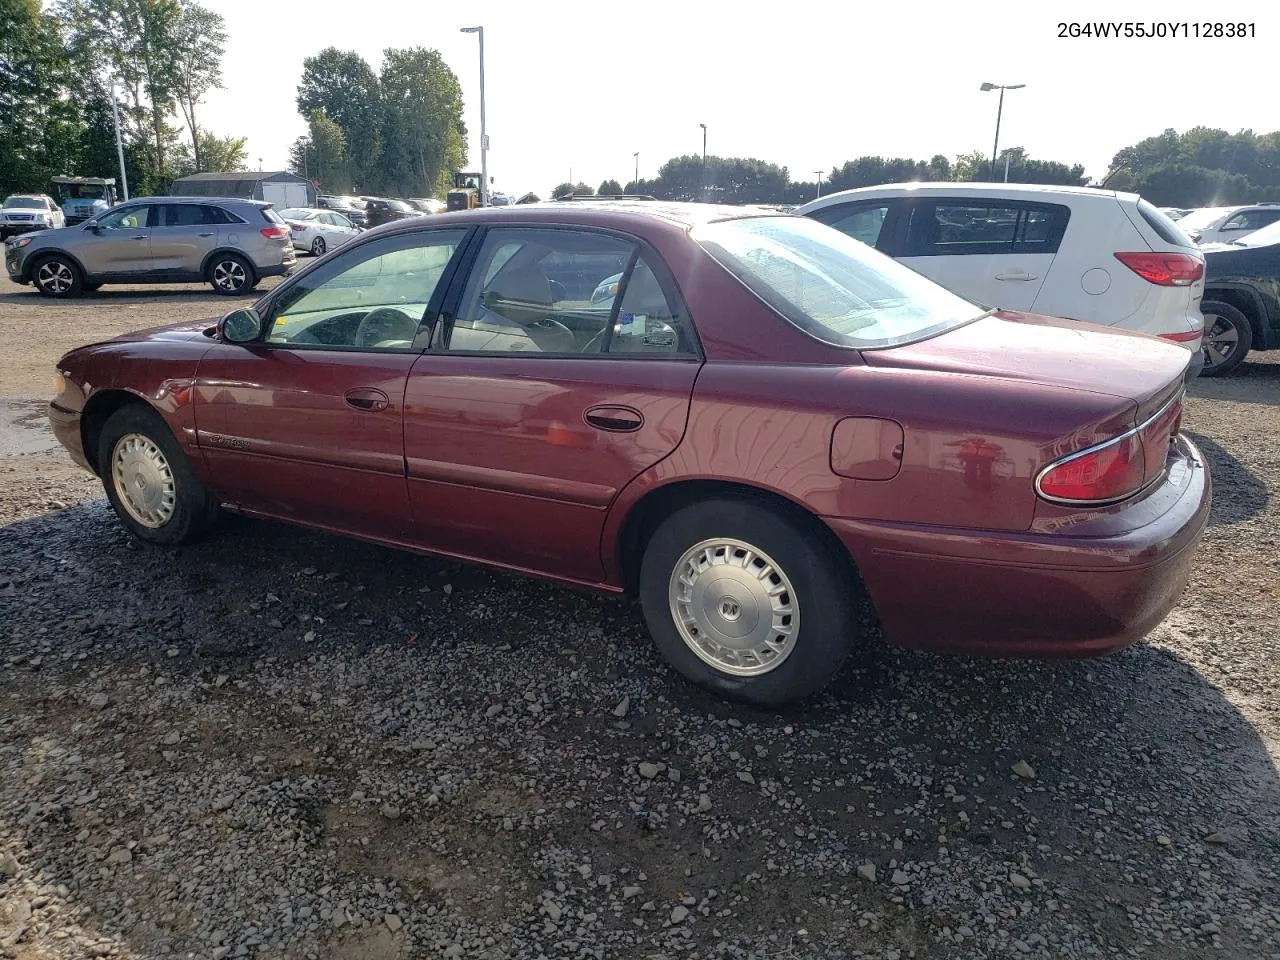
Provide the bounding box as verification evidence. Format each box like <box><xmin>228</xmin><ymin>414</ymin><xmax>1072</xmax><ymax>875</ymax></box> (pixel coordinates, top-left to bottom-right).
<box><xmin>111</xmin><ymin>434</ymin><xmax>176</xmax><ymax>528</ymax></box>
<box><xmin>213</xmin><ymin>260</ymin><xmax>246</xmax><ymax>291</ymax></box>
<box><xmin>668</xmin><ymin>538</ymin><xmax>799</xmax><ymax>677</ymax></box>
<box><xmin>1201</xmin><ymin>315</ymin><xmax>1238</xmax><ymax>369</ymax></box>
<box><xmin>37</xmin><ymin>261</ymin><xmax>73</xmax><ymax>293</ymax></box>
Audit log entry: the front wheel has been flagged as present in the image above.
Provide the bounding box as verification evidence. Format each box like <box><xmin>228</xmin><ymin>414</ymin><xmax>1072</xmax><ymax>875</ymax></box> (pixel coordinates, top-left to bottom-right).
<box><xmin>639</xmin><ymin>497</ymin><xmax>859</xmax><ymax>707</ymax></box>
<box><xmin>32</xmin><ymin>255</ymin><xmax>83</xmax><ymax>298</ymax></box>
<box><xmin>1199</xmin><ymin>300</ymin><xmax>1253</xmax><ymax>376</ymax></box>
<box><xmin>98</xmin><ymin>405</ymin><xmax>220</xmax><ymax>545</ymax></box>
<box><xmin>208</xmin><ymin>253</ymin><xmax>256</xmax><ymax>295</ymax></box>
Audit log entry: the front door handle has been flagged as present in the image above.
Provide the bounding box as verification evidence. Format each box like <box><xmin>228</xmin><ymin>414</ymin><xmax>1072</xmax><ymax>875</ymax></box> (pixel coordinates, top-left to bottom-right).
<box><xmin>584</xmin><ymin>405</ymin><xmax>643</xmax><ymax>432</ymax></box>
<box><xmin>131</xmin><ymin>235</ymin><xmax>147</xmax><ymax>240</ymax></box>
<box><xmin>994</xmin><ymin>271</ymin><xmax>1037</xmax><ymax>281</ymax></box>
<box><xmin>344</xmin><ymin>387</ymin><xmax>389</xmax><ymax>412</ymax></box>
<box><xmin>198</xmin><ymin>232</ymin><xmax>214</xmax><ymax>237</ymax></box>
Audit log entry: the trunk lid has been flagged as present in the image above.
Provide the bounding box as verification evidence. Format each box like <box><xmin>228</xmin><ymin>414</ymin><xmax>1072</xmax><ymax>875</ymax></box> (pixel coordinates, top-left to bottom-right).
<box><xmin>865</xmin><ymin>310</ymin><xmax>1189</xmax><ymax>423</ymax></box>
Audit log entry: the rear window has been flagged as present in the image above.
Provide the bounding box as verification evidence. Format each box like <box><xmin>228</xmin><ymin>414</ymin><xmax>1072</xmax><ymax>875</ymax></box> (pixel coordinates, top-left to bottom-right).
<box><xmin>1137</xmin><ymin>199</ymin><xmax>1196</xmax><ymax>249</ymax></box>
<box><xmin>261</xmin><ymin>207</ymin><xmax>285</xmax><ymax>224</ymax></box>
<box><xmin>694</xmin><ymin>216</ymin><xmax>982</xmax><ymax>350</ymax></box>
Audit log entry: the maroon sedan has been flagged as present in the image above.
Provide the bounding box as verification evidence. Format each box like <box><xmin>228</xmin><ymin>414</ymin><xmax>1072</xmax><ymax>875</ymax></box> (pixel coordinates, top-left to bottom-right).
<box><xmin>49</xmin><ymin>203</ymin><xmax>1210</xmax><ymax>705</ymax></box>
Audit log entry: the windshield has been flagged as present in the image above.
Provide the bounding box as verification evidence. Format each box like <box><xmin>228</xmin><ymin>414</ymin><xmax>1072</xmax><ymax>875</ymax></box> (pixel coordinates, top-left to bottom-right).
<box><xmin>1176</xmin><ymin>207</ymin><xmax>1237</xmax><ymax>234</ymax></box>
<box><xmin>1233</xmin><ymin>219</ymin><xmax>1280</xmax><ymax>247</ymax></box>
<box><xmin>3</xmin><ymin>197</ymin><xmax>43</xmax><ymax>209</ymax></box>
<box><xmin>694</xmin><ymin>216</ymin><xmax>983</xmax><ymax>349</ymax></box>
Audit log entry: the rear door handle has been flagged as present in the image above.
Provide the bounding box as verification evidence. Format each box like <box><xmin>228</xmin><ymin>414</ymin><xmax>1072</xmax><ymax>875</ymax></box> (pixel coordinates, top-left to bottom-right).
<box><xmin>584</xmin><ymin>405</ymin><xmax>643</xmax><ymax>432</ymax></box>
<box><xmin>198</xmin><ymin>232</ymin><xmax>214</xmax><ymax>237</ymax></box>
<box><xmin>131</xmin><ymin>235</ymin><xmax>147</xmax><ymax>240</ymax></box>
<box><xmin>994</xmin><ymin>271</ymin><xmax>1037</xmax><ymax>281</ymax></box>
<box><xmin>344</xmin><ymin>387</ymin><xmax>389</xmax><ymax>411</ymax></box>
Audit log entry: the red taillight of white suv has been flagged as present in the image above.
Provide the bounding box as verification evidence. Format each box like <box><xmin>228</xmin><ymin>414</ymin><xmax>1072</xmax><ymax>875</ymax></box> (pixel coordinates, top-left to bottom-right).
<box><xmin>1113</xmin><ymin>251</ymin><xmax>1204</xmax><ymax>286</ymax></box>
<box><xmin>1036</xmin><ymin>395</ymin><xmax>1183</xmax><ymax>505</ymax></box>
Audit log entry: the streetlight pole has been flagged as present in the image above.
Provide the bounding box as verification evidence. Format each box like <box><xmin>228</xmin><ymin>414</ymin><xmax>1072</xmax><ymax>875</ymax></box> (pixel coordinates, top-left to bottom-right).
<box><xmin>461</xmin><ymin>26</ymin><xmax>489</xmax><ymax>207</ymax></box>
<box><xmin>980</xmin><ymin>82</ymin><xmax>1024</xmax><ymax>180</ymax></box>
<box><xmin>815</xmin><ymin>170</ymin><xmax>824</xmax><ymax>198</ymax></box>
<box><xmin>633</xmin><ymin>152</ymin><xmax>639</xmax><ymax>188</ymax></box>
<box><xmin>109</xmin><ymin>81</ymin><xmax>129</xmax><ymax>201</ymax></box>
<box><xmin>699</xmin><ymin>123</ymin><xmax>707</xmax><ymax>201</ymax></box>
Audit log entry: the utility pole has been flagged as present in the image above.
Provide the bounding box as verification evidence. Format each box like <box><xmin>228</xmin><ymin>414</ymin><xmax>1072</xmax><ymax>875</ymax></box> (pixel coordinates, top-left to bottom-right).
<box><xmin>815</xmin><ymin>170</ymin><xmax>824</xmax><ymax>198</ymax></box>
<box><xmin>634</xmin><ymin>152</ymin><xmax>639</xmax><ymax>187</ymax></box>
<box><xmin>460</xmin><ymin>26</ymin><xmax>489</xmax><ymax>206</ymax></box>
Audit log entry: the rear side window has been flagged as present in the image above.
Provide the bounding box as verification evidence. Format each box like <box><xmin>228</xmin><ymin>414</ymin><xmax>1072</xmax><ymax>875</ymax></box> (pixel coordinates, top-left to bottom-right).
<box><xmin>261</xmin><ymin>207</ymin><xmax>285</xmax><ymax>225</ymax></box>
<box><xmin>903</xmin><ymin>201</ymin><xmax>1070</xmax><ymax>256</ymax></box>
<box><xmin>1136</xmin><ymin>199</ymin><xmax>1195</xmax><ymax>249</ymax></box>
<box><xmin>808</xmin><ymin>202</ymin><xmax>890</xmax><ymax>247</ymax></box>
<box><xmin>161</xmin><ymin>204</ymin><xmax>218</xmax><ymax>226</ymax></box>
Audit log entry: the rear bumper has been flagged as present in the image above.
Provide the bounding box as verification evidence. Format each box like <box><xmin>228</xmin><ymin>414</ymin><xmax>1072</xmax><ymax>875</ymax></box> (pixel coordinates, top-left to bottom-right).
<box><xmin>49</xmin><ymin>402</ymin><xmax>92</xmax><ymax>472</ymax></box>
<box><xmin>827</xmin><ymin>436</ymin><xmax>1211</xmax><ymax>657</ymax></box>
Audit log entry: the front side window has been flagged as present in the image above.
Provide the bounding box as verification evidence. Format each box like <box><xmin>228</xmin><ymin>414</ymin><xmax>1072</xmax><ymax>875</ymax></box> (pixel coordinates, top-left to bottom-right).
<box><xmin>694</xmin><ymin>215</ymin><xmax>982</xmax><ymax>350</ymax></box>
<box><xmin>94</xmin><ymin>205</ymin><xmax>154</xmax><ymax>229</ymax></box>
<box><xmin>266</xmin><ymin>230</ymin><xmax>466</xmax><ymax>350</ymax></box>
<box><xmin>445</xmin><ymin>228</ymin><xmax>634</xmax><ymax>354</ymax></box>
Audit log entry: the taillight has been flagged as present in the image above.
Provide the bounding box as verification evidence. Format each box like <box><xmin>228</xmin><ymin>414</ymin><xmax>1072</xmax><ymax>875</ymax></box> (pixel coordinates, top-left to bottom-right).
<box><xmin>260</xmin><ymin>225</ymin><xmax>289</xmax><ymax>240</ymax></box>
<box><xmin>1157</xmin><ymin>330</ymin><xmax>1201</xmax><ymax>343</ymax></box>
<box><xmin>1037</xmin><ymin>395</ymin><xmax>1182</xmax><ymax>505</ymax></box>
<box><xmin>1114</xmin><ymin>251</ymin><xmax>1203</xmax><ymax>286</ymax></box>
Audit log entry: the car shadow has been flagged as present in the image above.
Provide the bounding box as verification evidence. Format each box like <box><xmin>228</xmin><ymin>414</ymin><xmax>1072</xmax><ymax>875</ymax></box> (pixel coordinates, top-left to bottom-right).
<box><xmin>0</xmin><ymin>276</ymin><xmax>282</xmax><ymax>306</ymax></box>
<box><xmin>1</xmin><ymin>498</ymin><xmax>1277</xmax><ymax>957</ymax></box>
<box><xmin>1189</xmin><ymin>356</ymin><xmax>1280</xmax><ymax>409</ymax></box>
<box><xmin>1185</xmin><ymin>430</ymin><xmax>1270</xmax><ymax>525</ymax></box>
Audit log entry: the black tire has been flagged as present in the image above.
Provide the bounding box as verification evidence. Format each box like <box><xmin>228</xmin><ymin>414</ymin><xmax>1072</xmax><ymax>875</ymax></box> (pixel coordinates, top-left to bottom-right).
<box><xmin>639</xmin><ymin>497</ymin><xmax>859</xmax><ymax>707</ymax></box>
<box><xmin>207</xmin><ymin>253</ymin><xmax>256</xmax><ymax>295</ymax></box>
<box><xmin>97</xmin><ymin>404</ymin><xmax>220</xmax><ymax>545</ymax></box>
<box><xmin>311</xmin><ymin>236</ymin><xmax>326</xmax><ymax>256</ymax></box>
<box><xmin>1199</xmin><ymin>300</ymin><xmax>1253</xmax><ymax>377</ymax></box>
<box><xmin>31</xmin><ymin>255</ymin><xmax>83</xmax><ymax>298</ymax></box>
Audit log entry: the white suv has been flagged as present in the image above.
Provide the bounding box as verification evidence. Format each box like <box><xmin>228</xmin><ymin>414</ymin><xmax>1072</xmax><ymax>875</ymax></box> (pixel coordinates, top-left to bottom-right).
<box><xmin>798</xmin><ymin>183</ymin><xmax>1205</xmax><ymax>376</ymax></box>
<box><xmin>1176</xmin><ymin>204</ymin><xmax>1280</xmax><ymax>245</ymax></box>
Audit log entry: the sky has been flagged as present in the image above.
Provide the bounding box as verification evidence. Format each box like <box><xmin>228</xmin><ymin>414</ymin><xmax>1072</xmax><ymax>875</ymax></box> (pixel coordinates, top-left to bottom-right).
<box><xmin>194</xmin><ymin>0</ymin><xmax>1279</xmax><ymax>198</ymax></box>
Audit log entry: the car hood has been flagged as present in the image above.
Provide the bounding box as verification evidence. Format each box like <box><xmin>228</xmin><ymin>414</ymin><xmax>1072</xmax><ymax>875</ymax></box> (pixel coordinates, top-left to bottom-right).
<box><xmin>865</xmin><ymin>310</ymin><xmax>1189</xmax><ymax>421</ymax></box>
<box><xmin>110</xmin><ymin>318</ymin><xmax>217</xmax><ymax>343</ymax></box>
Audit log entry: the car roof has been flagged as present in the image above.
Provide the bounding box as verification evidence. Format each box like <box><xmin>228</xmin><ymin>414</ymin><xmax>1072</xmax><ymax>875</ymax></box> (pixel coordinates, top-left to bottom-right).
<box><xmin>118</xmin><ymin>195</ymin><xmax>269</xmax><ymax>207</ymax></box>
<box><xmin>4</xmin><ymin>194</ymin><xmax>49</xmax><ymax>200</ymax></box>
<box><xmin>798</xmin><ymin>181</ymin><xmax>1136</xmax><ymax>214</ymax></box>
<box><xmin>372</xmin><ymin>200</ymin><xmax>780</xmax><ymax>235</ymax></box>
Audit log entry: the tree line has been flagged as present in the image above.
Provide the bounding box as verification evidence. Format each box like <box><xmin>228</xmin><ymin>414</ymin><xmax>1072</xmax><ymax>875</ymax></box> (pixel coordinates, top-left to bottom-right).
<box><xmin>552</xmin><ymin>147</ymin><xmax>1089</xmax><ymax>205</ymax></box>
<box><xmin>1</xmin><ymin>0</ymin><xmax>245</xmax><ymax>198</ymax></box>
<box><xmin>557</xmin><ymin>131</ymin><xmax>1280</xmax><ymax>208</ymax></box>
<box><xmin>285</xmin><ymin>47</ymin><xmax>467</xmax><ymax>199</ymax></box>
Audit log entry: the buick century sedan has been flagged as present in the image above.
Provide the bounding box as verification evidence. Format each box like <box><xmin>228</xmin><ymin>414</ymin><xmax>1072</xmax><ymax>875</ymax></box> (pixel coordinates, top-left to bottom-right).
<box><xmin>49</xmin><ymin>202</ymin><xmax>1210</xmax><ymax>705</ymax></box>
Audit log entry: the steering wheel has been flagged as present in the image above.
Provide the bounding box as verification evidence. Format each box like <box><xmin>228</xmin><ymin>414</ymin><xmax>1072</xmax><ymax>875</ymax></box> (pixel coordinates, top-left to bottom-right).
<box><xmin>519</xmin><ymin>316</ymin><xmax>576</xmax><ymax>352</ymax></box>
<box><xmin>354</xmin><ymin>307</ymin><xmax>418</xmax><ymax>347</ymax></box>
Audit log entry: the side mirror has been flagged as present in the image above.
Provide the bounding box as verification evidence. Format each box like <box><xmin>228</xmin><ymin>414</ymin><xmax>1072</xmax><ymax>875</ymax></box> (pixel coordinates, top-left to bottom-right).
<box><xmin>219</xmin><ymin>308</ymin><xmax>264</xmax><ymax>344</ymax></box>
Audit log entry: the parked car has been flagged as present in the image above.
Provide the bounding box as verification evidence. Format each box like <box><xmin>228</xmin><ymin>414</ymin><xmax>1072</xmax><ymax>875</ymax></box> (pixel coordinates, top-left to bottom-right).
<box><xmin>1180</xmin><ymin>204</ymin><xmax>1280</xmax><ymax>245</ymax></box>
<box><xmin>798</xmin><ymin>183</ymin><xmax>1206</xmax><ymax>375</ymax></box>
<box><xmin>316</xmin><ymin>195</ymin><xmax>367</xmax><ymax>228</ymax></box>
<box><xmin>5</xmin><ymin>197</ymin><xmax>295</xmax><ymax>297</ymax></box>
<box><xmin>1198</xmin><ymin>219</ymin><xmax>1280</xmax><ymax>375</ymax></box>
<box><xmin>46</xmin><ymin>203</ymin><xmax>1208</xmax><ymax>705</ymax></box>
<box><xmin>278</xmin><ymin>207</ymin><xmax>360</xmax><ymax>256</ymax></box>
<box><xmin>1159</xmin><ymin>207</ymin><xmax>1191</xmax><ymax>221</ymax></box>
<box><xmin>1</xmin><ymin>194</ymin><xmax>64</xmax><ymax>238</ymax></box>
<box><xmin>363</xmin><ymin>198</ymin><xmax>419</xmax><ymax>227</ymax></box>
<box><xmin>406</xmin><ymin>198</ymin><xmax>447</xmax><ymax>214</ymax></box>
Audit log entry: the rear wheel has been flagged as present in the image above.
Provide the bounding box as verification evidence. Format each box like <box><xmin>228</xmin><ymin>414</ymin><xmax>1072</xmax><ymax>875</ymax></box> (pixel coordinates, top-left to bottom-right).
<box><xmin>208</xmin><ymin>253</ymin><xmax>255</xmax><ymax>295</ymax></box>
<box><xmin>639</xmin><ymin>497</ymin><xmax>859</xmax><ymax>707</ymax></box>
<box><xmin>98</xmin><ymin>405</ymin><xmax>220</xmax><ymax>545</ymax></box>
<box><xmin>1200</xmin><ymin>300</ymin><xmax>1253</xmax><ymax>376</ymax></box>
<box><xmin>310</xmin><ymin>236</ymin><xmax>326</xmax><ymax>256</ymax></box>
<box><xmin>32</xmin><ymin>255</ymin><xmax>83</xmax><ymax>298</ymax></box>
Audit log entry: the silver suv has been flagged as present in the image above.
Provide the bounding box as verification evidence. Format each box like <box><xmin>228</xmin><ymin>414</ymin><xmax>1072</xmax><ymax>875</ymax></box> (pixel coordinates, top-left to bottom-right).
<box><xmin>4</xmin><ymin>196</ymin><xmax>296</xmax><ymax>297</ymax></box>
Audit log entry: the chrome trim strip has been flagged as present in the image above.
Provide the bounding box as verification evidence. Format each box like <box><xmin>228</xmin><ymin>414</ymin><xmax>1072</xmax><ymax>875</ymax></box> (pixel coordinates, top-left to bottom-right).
<box><xmin>1034</xmin><ymin>390</ymin><xmax>1185</xmax><ymax>507</ymax></box>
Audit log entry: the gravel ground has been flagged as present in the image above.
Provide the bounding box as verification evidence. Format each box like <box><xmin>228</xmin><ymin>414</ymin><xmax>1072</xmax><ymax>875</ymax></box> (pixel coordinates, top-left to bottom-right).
<box><xmin>1</xmin><ymin>278</ymin><xmax>1278</xmax><ymax>959</ymax></box>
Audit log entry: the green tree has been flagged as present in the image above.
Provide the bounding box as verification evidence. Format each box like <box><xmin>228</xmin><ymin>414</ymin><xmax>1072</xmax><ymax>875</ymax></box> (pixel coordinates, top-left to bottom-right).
<box><xmin>376</xmin><ymin>47</ymin><xmax>465</xmax><ymax>197</ymax></box>
<box><xmin>304</xmin><ymin>109</ymin><xmax>349</xmax><ymax>191</ymax></box>
<box><xmin>171</xmin><ymin>0</ymin><xmax>225</xmax><ymax>172</ymax></box>
<box><xmin>173</xmin><ymin>130</ymin><xmax>245</xmax><ymax>176</ymax></box>
<box><xmin>598</xmin><ymin>178</ymin><xmax>622</xmax><ymax>195</ymax></box>
<box><xmin>1134</xmin><ymin>163</ymin><xmax>1258</xmax><ymax>206</ymax></box>
<box><xmin>551</xmin><ymin>181</ymin><xmax>574</xmax><ymax>199</ymax></box>
<box><xmin>571</xmin><ymin>182</ymin><xmax>594</xmax><ymax>196</ymax></box>
<box><xmin>1</xmin><ymin>0</ymin><xmax>83</xmax><ymax>193</ymax></box>
<box><xmin>296</xmin><ymin>48</ymin><xmax>381</xmax><ymax>187</ymax></box>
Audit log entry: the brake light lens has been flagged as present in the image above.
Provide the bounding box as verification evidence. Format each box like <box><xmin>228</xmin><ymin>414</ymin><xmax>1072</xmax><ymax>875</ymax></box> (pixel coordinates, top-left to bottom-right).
<box><xmin>1114</xmin><ymin>252</ymin><xmax>1204</xmax><ymax>286</ymax></box>
<box><xmin>260</xmin><ymin>225</ymin><xmax>289</xmax><ymax>240</ymax></box>
<box><xmin>1037</xmin><ymin>396</ymin><xmax>1183</xmax><ymax>505</ymax></box>
<box><xmin>1157</xmin><ymin>329</ymin><xmax>1201</xmax><ymax>343</ymax></box>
